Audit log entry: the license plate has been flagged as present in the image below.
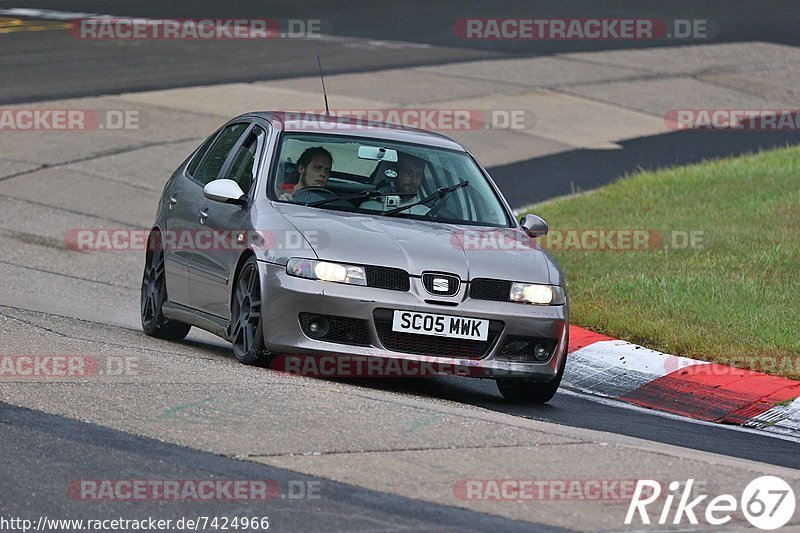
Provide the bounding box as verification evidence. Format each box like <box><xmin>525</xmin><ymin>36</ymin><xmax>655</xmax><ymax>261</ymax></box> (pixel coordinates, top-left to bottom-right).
<box><xmin>391</xmin><ymin>310</ymin><xmax>489</xmax><ymax>341</ymax></box>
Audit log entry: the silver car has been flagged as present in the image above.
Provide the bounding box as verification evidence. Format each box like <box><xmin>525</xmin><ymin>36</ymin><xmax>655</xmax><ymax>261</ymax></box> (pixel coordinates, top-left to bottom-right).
<box><xmin>141</xmin><ymin>112</ymin><xmax>569</xmax><ymax>403</ymax></box>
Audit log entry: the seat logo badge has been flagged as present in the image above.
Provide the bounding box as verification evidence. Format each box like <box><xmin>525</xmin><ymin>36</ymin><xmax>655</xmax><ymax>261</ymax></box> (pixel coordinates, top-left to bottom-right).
<box><xmin>433</xmin><ymin>278</ymin><xmax>449</xmax><ymax>292</ymax></box>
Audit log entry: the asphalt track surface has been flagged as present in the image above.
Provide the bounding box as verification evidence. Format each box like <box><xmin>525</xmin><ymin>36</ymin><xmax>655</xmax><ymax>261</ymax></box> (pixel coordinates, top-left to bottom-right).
<box><xmin>491</xmin><ymin>129</ymin><xmax>800</xmax><ymax>206</ymax></box>
<box><xmin>1</xmin><ymin>2</ymin><xmax>799</xmax><ymax>530</ymax></box>
<box><xmin>0</xmin><ymin>401</ymin><xmax>560</xmax><ymax>532</ymax></box>
<box><xmin>352</xmin><ymin>376</ymin><xmax>800</xmax><ymax>471</ymax></box>
<box><xmin>3</xmin><ymin>1</ymin><xmax>800</xmax><ymax>206</ymax></box>
<box><xmin>2</xmin><ymin>0</ymin><xmax>800</xmax><ymax>103</ymax></box>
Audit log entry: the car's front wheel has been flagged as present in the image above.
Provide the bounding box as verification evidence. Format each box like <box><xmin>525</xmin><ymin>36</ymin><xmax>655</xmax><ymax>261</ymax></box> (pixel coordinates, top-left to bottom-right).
<box><xmin>495</xmin><ymin>349</ymin><xmax>567</xmax><ymax>404</ymax></box>
<box><xmin>141</xmin><ymin>231</ymin><xmax>191</xmax><ymax>341</ymax></box>
<box><xmin>229</xmin><ymin>256</ymin><xmax>269</xmax><ymax>365</ymax></box>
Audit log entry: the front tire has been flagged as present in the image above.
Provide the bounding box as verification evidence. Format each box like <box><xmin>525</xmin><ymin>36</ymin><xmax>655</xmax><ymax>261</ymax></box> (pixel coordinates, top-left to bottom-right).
<box><xmin>496</xmin><ymin>345</ymin><xmax>568</xmax><ymax>404</ymax></box>
<box><xmin>141</xmin><ymin>231</ymin><xmax>191</xmax><ymax>341</ymax></box>
<box><xmin>229</xmin><ymin>257</ymin><xmax>269</xmax><ymax>365</ymax></box>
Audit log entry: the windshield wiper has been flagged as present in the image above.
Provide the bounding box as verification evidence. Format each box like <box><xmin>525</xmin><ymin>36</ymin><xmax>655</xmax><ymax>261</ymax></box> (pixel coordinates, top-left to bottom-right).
<box><xmin>383</xmin><ymin>180</ymin><xmax>469</xmax><ymax>217</ymax></box>
<box><xmin>307</xmin><ymin>189</ymin><xmax>417</xmax><ymax>208</ymax></box>
<box><xmin>306</xmin><ymin>189</ymin><xmax>384</xmax><ymax>207</ymax></box>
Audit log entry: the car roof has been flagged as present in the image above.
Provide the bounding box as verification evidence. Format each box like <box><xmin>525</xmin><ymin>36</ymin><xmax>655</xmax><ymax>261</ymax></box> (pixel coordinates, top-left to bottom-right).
<box><xmin>235</xmin><ymin>111</ymin><xmax>468</xmax><ymax>151</ymax></box>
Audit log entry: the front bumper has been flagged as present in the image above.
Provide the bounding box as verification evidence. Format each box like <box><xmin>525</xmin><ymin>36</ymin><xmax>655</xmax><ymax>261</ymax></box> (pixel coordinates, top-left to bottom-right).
<box><xmin>259</xmin><ymin>261</ymin><xmax>568</xmax><ymax>380</ymax></box>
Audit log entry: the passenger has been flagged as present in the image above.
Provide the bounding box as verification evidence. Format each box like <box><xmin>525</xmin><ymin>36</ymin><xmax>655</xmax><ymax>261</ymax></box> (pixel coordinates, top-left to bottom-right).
<box><xmin>279</xmin><ymin>147</ymin><xmax>333</xmax><ymax>201</ymax></box>
<box><xmin>360</xmin><ymin>151</ymin><xmax>430</xmax><ymax>215</ymax></box>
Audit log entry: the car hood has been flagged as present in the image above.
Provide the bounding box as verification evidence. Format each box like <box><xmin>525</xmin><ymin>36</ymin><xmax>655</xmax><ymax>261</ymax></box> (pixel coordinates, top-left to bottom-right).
<box><xmin>275</xmin><ymin>204</ymin><xmax>559</xmax><ymax>285</ymax></box>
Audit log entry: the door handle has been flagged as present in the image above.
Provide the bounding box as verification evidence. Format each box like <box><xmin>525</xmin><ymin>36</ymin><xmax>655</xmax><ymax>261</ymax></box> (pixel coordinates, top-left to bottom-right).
<box><xmin>168</xmin><ymin>195</ymin><xmax>177</xmax><ymax>210</ymax></box>
<box><xmin>199</xmin><ymin>209</ymin><xmax>209</xmax><ymax>224</ymax></box>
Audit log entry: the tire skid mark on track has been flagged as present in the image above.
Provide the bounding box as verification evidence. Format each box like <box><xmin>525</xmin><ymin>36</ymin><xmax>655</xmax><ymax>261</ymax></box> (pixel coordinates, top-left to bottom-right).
<box><xmin>0</xmin><ymin>228</ymin><xmax>70</xmax><ymax>251</ymax></box>
<box><xmin>0</xmin><ymin>193</ymin><xmax>137</xmax><ymax>226</ymax></box>
<box><xmin>243</xmin><ymin>440</ymin><xmax>582</xmax><ymax>460</ymax></box>
<box><xmin>54</xmin><ymin>166</ymin><xmax>168</xmax><ymax>193</ymax></box>
<box><xmin>0</xmin><ymin>136</ymin><xmax>202</xmax><ymax>183</ymax></box>
<box><xmin>0</xmin><ymin>305</ymin><xmax>219</xmax><ymax>361</ymax></box>
<box><xmin>0</xmin><ymin>258</ymin><xmax>138</xmax><ymax>290</ymax></box>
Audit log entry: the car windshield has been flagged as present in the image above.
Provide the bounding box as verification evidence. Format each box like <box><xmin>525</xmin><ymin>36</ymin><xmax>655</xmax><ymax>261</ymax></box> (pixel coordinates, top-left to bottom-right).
<box><xmin>271</xmin><ymin>133</ymin><xmax>511</xmax><ymax>227</ymax></box>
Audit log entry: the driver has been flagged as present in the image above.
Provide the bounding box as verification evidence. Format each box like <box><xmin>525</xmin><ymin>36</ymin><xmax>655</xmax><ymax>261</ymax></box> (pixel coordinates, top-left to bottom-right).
<box><xmin>360</xmin><ymin>151</ymin><xmax>430</xmax><ymax>215</ymax></box>
<box><xmin>279</xmin><ymin>146</ymin><xmax>333</xmax><ymax>201</ymax></box>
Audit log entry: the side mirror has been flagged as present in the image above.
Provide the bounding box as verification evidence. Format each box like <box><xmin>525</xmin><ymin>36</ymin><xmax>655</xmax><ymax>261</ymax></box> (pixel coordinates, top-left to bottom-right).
<box><xmin>204</xmin><ymin>179</ymin><xmax>246</xmax><ymax>206</ymax></box>
<box><xmin>520</xmin><ymin>214</ymin><xmax>548</xmax><ymax>238</ymax></box>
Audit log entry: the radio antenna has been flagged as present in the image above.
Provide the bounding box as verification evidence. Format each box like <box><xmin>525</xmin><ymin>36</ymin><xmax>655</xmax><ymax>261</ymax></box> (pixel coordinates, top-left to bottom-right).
<box><xmin>317</xmin><ymin>56</ymin><xmax>330</xmax><ymax>116</ymax></box>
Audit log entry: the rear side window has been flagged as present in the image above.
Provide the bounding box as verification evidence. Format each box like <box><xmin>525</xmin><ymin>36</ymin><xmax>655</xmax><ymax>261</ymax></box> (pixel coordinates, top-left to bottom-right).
<box><xmin>186</xmin><ymin>130</ymin><xmax>220</xmax><ymax>178</ymax></box>
<box><xmin>193</xmin><ymin>123</ymin><xmax>249</xmax><ymax>185</ymax></box>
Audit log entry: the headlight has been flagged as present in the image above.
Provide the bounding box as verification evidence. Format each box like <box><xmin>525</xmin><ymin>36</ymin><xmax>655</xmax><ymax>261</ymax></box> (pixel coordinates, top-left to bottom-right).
<box><xmin>510</xmin><ymin>282</ymin><xmax>566</xmax><ymax>305</ymax></box>
<box><xmin>286</xmin><ymin>258</ymin><xmax>367</xmax><ymax>286</ymax></box>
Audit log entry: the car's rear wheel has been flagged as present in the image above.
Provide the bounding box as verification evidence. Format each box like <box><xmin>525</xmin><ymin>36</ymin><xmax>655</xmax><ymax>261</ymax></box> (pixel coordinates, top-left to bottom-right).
<box><xmin>141</xmin><ymin>231</ymin><xmax>191</xmax><ymax>340</ymax></box>
<box><xmin>496</xmin><ymin>347</ymin><xmax>567</xmax><ymax>404</ymax></box>
<box><xmin>230</xmin><ymin>257</ymin><xmax>269</xmax><ymax>365</ymax></box>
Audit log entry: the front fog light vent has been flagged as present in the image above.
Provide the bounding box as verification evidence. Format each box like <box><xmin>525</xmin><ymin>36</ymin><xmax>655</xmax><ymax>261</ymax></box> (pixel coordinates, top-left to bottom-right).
<box><xmin>298</xmin><ymin>313</ymin><xmax>371</xmax><ymax>346</ymax></box>
<box><xmin>498</xmin><ymin>336</ymin><xmax>556</xmax><ymax>363</ymax></box>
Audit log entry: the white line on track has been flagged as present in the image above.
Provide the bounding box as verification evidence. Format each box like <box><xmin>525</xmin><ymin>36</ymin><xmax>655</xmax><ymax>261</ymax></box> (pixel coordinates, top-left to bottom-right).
<box><xmin>0</xmin><ymin>8</ymin><xmax>111</xmax><ymax>19</ymax></box>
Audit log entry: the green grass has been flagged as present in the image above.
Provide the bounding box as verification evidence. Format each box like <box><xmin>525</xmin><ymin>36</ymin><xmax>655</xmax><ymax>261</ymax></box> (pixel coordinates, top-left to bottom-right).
<box><xmin>525</xmin><ymin>146</ymin><xmax>800</xmax><ymax>378</ymax></box>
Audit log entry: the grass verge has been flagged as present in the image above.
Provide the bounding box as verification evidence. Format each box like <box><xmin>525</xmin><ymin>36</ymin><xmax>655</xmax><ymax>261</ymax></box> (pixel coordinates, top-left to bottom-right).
<box><xmin>524</xmin><ymin>146</ymin><xmax>800</xmax><ymax>379</ymax></box>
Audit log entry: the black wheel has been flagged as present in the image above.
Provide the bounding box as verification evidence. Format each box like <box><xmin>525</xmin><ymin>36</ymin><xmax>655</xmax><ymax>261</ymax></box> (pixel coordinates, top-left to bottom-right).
<box><xmin>229</xmin><ymin>257</ymin><xmax>269</xmax><ymax>365</ymax></box>
<box><xmin>141</xmin><ymin>231</ymin><xmax>191</xmax><ymax>340</ymax></box>
<box><xmin>496</xmin><ymin>346</ymin><xmax>568</xmax><ymax>404</ymax></box>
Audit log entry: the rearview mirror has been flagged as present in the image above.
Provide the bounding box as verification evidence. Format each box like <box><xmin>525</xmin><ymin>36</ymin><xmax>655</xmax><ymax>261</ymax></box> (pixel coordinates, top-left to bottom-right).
<box><xmin>520</xmin><ymin>214</ymin><xmax>548</xmax><ymax>238</ymax></box>
<box><xmin>358</xmin><ymin>146</ymin><xmax>398</xmax><ymax>162</ymax></box>
<box><xmin>204</xmin><ymin>179</ymin><xmax>247</xmax><ymax>206</ymax></box>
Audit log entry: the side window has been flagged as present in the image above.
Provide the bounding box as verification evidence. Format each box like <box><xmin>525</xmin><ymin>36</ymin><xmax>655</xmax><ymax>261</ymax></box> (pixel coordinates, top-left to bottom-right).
<box><xmin>193</xmin><ymin>123</ymin><xmax>248</xmax><ymax>185</ymax></box>
<box><xmin>186</xmin><ymin>129</ymin><xmax>220</xmax><ymax>178</ymax></box>
<box><xmin>225</xmin><ymin>126</ymin><xmax>266</xmax><ymax>195</ymax></box>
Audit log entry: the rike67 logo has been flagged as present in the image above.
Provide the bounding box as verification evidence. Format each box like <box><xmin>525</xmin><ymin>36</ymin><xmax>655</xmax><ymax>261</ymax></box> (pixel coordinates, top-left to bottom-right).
<box><xmin>626</xmin><ymin>477</ymin><xmax>796</xmax><ymax>530</ymax></box>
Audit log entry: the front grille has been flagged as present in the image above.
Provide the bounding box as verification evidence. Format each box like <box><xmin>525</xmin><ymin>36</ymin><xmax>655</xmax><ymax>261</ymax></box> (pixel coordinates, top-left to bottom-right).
<box><xmin>470</xmin><ymin>278</ymin><xmax>512</xmax><ymax>302</ymax></box>
<box><xmin>373</xmin><ymin>311</ymin><xmax>501</xmax><ymax>359</ymax></box>
<box><xmin>364</xmin><ymin>265</ymin><xmax>410</xmax><ymax>291</ymax></box>
<box><xmin>299</xmin><ymin>313</ymin><xmax>371</xmax><ymax>346</ymax></box>
<box><xmin>498</xmin><ymin>336</ymin><xmax>556</xmax><ymax>363</ymax></box>
<box><xmin>422</xmin><ymin>272</ymin><xmax>460</xmax><ymax>296</ymax></box>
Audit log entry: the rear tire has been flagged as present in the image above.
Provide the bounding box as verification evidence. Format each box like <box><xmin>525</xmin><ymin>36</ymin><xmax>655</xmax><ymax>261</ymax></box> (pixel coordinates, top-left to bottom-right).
<box><xmin>229</xmin><ymin>257</ymin><xmax>269</xmax><ymax>365</ymax></box>
<box><xmin>141</xmin><ymin>231</ymin><xmax>191</xmax><ymax>341</ymax></box>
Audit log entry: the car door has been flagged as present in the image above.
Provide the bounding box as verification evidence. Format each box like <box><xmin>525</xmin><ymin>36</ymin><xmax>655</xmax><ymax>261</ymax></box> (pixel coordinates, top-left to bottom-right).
<box><xmin>189</xmin><ymin>123</ymin><xmax>268</xmax><ymax>318</ymax></box>
<box><xmin>163</xmin><ymin>129</ymin><xmax>222</xmax><ymax>307</ymax></box>
<box><xmin>170</xmin><ymin>122</ymin><xmax>249</xmax><ymax>312</ymax></box>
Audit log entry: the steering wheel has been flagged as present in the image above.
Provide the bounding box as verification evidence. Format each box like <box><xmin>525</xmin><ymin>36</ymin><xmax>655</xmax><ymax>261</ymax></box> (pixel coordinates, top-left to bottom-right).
<box><xmin>290</xmin><ymin>187</ymin><xmax>336</xmax><ymax>203</ymax></box>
